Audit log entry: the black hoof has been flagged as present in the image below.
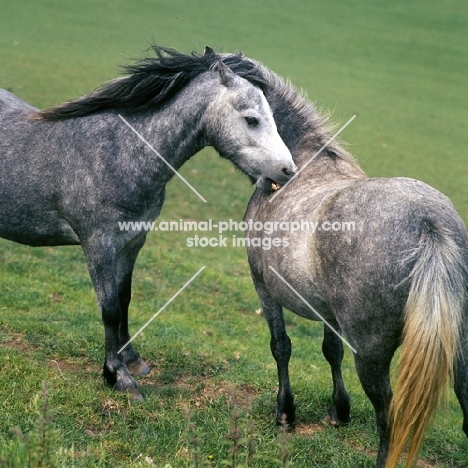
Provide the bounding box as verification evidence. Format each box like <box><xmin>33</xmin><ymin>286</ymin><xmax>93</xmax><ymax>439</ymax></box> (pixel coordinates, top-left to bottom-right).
<box><xmin>275</xmin><ymin>406</ymin><xmax>296</xmax><ymax>426</ymax></box>
<box><xmin>324</xmin><ymin>406</ymin><xmax>351</xmax><ymax>427</ymax></box>
<box><xmin>103</xmin><ymin>364</ymin><xmax>143</xmax><ymax>401</ymax></box>
<box><xmin>103</xmin><ymin>364</ymin><xmax>117</xmax><ymax>386</ymax></box>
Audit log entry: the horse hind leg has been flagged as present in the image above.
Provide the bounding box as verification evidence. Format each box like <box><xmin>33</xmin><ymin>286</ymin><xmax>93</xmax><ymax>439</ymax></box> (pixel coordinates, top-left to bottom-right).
<box><xmin>268</xmin><ymin>305</ymin><xmax>296</xmax><ymax>426</ymax></box>
<box><xmin>353</xmin><ymin>353</ymin><xmax>393</xmax><ymax>468</ymax></box>
<box><xmin>322</xmin><ymin>321</ymin><xmax>351</xmax><ymax>425</ymax></box>
<box><xmin>115</xmin><ymin>237</ymin><xmax>150</xmax><ymax>377</ymax></box>
<box><xmin>454</xmin><ymin>328</ymin><xmax>468</xmax><ymax>438</ymax></box>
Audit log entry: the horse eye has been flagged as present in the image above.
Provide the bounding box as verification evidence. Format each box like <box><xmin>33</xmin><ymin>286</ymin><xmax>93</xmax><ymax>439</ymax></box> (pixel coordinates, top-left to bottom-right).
<box><xmin>244</xmin><ymin>116</ymin><xmax>259</xmax><ymax>127</ymax></box>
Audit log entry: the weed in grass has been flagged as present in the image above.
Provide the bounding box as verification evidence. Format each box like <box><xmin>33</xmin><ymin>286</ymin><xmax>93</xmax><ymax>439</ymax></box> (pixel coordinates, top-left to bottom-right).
<box><xmin>220</xmin><ymin>388</ymin><xmax>258</xmax><ymax>468</ymax></box>
<box><xmin>183</xmin><ymin>388</ymin><xmax>294</xmax><ymax>468</ymax></box>
<box><xmin>244</xmin><ymin>419</ymin><xmax>255</xmax><ymax>466</ymax></box>
<box><xmin>7</xmin><ymin>380</ymin><xmax>60</xmax><ymax>468</ymax></box>
<box><xmin>183</xmin><ymin>405</ymin><xmax>204</xmax><ymax>468</ymax></box>
<box><xmin>223</xmin><ymin>407</ymin><xmax>243</xmax><ymax>467</ymax></box>
<box><xmin>0</xmin><ymin>381</ymin><xmax>106</xmax><ymax>468</ymax></box>
<box><xmin>277</xmin><ymin>414</ymin><xmax>292</xmax><ymax>468</ymax></box>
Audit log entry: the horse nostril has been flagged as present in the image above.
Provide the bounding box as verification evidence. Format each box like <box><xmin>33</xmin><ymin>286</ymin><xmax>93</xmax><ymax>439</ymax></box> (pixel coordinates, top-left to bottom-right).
<box><xmin>282</xmin><ymin>165</ymin><xmax>298</xmax><ymax>176</ymax></box>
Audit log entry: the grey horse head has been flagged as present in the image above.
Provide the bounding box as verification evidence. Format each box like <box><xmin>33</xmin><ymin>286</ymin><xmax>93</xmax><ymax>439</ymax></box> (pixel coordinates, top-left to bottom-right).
<box><xmin>202</xmin><ymin>48</ymin><xmax>297</xmax><ymax>188</ymax></box>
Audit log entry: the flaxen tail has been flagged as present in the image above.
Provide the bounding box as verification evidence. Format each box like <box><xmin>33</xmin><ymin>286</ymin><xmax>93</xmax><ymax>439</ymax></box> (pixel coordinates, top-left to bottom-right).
<box><xmin>386</xmin><ymin>221</ymin><xmax>467</xmax><ymax>468</ymax></box>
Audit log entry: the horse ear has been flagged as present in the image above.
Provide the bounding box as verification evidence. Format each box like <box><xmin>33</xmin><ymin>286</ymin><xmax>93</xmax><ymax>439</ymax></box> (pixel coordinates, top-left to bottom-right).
<box><xmin>217</xmin><ymin>59</ymin><xmax>235</xmax><ymax>86</ymax></box>
<box><xmin>204</xmin><ymin>45</ymin><xmax>216</xmax><ymax>57</ymax></box>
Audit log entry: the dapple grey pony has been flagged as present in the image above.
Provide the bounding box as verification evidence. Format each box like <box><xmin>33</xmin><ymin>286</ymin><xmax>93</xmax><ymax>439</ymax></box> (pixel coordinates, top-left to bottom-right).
<box><xmin>209</xmin><ymin>51</ymin><xmax>468</xmax><ymax>468</ymax></box>
<box><xmin>0</xmin><ymin>46</ymin><xmax>297</xmax><ymax>401</ymax></box>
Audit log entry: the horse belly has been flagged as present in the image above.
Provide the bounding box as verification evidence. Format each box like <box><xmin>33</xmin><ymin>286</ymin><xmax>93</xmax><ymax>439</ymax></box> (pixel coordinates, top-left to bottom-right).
<box><xmin>265</xmin><ymin>268</ymin><xmax>335</xmax><ymax>322</ymax></box>
<box><xmin>278</xmin><ymin>291</ymin><xmax>335</xmax><ymax>322</ymax></box>
<box><xmin>0</xmin><ymin>205</ymin><xmax>80</xmax><ymax>246</ymax></box>
<box><xmin>0</xmin><ymin>158</ymin><xmax>80</xmax><ymax>246</ymax></box>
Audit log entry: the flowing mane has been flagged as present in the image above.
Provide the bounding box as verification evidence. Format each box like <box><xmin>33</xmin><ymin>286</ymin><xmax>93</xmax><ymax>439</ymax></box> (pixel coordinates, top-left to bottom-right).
<box><xmin>34</xmin><ymin>46</ymin><xmax>220</xmax><ymax>120</ymax></box>
<box><xmin>217</xmin><ymin>52</ymin><xmax>360</xmax><ymax>168</ymax></box>
<box><xmin>34</xmin><ymin>44</ymin><xmax>359</xmax><ymax>170</ymax></box>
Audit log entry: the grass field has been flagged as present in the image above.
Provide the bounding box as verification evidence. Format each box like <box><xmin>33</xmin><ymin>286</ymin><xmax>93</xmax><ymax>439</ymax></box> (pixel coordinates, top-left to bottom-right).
<box><xmin>0</xmin><ymin>1</ymin><xmax>467</xmax><ymax>466</ymax></box>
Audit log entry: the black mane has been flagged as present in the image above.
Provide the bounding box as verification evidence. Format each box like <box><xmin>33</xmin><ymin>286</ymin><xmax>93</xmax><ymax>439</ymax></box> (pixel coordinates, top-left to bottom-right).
<box><xmin>34</xmin><ymin>46</ymin><xmax>222</xmax><ymax>120</ymax></box>
<box><xmin>34</xmin><ymin>44</ymin><xmax>358</xmax><ymax>168</ymax></box>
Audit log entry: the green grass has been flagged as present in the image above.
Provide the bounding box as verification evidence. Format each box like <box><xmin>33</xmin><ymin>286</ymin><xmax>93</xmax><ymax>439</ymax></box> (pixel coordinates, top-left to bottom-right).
<box><xmin>1</xmin><ymin>0</ymin><xmax>468</xmax><ymax>466</ymax></box>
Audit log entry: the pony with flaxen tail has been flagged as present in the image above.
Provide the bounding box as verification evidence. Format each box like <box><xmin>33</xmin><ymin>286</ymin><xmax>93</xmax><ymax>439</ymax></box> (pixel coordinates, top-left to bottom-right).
<box><xmin>387</xmin><ymin>221</ymin><xmax>467</xmax><ymax>468</ymax></box>
<box><xmin>209</xmin><ymin>50</ymin><xmax>468</xmax><ymax>468</ymax></box>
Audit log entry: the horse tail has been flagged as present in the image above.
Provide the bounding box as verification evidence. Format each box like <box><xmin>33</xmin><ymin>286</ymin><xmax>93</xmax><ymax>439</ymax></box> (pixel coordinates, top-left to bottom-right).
<box><xmin>386</xmin><ymin>220</ymin><xmax>467</xmax><ymax>468</ymax></box>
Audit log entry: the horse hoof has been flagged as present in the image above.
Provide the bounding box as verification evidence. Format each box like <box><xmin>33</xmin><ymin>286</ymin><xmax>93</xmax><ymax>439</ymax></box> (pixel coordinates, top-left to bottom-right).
<box><xmin>323</xmin><ymin>413</ymin><xmax>351</xmax><ymax>427</ymax></box>
<box><xmin>127</xmin><ymin>358</ymin><xmax>151</xmax><ymax>377</ymax></box>
<box><xmin>275</xmin><ymin>407</ymin><xmax>295</xmax><ymax>427</ymax></box>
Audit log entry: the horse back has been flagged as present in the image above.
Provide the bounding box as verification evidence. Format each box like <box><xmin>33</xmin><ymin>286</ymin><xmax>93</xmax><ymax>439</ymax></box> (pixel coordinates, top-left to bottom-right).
<box><xmin>245</xmin><ymin>176</ymin><xmax>468</xmax><ymax>333</ymax></box>
<box><xmin>310</xmin><ymin>177</ymin><xmax>468</xmax><ymax>333</ymax></box>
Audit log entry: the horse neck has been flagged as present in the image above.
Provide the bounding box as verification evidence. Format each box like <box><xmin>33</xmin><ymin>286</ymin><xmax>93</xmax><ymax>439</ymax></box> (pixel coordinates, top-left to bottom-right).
<box><xmin>113</xmin><ymin>76</ymin><xmax>221</xmax><ymax>186</ymax></box>
<box><xmin>273</xmin><ymin>114</ymin><xmax>366</xmax><ymax>183</ymax></box>
<box><xmin>263</xmin><ymin>78</ymin><xmax>366</xmax><ymax>182</ymax></box>
<box><xmin>293</xmin><ymin>145</ymin><xmax>366</xmax><ymax>185</ymax></box>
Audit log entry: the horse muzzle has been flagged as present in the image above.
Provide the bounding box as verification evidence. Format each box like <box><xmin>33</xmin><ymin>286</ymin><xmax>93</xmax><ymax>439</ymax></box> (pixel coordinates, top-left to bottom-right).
<box><xmin>256</xmin><ymin>163</ymin><xmax>298</xmax><ymax>191</ymax></box>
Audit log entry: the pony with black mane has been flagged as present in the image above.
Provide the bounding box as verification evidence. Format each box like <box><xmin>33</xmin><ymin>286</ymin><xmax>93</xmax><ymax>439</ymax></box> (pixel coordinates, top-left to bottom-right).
<box><xmin>0</xmin><ymin>45</ymin><xmax>297</xmax><ymax>401</ymax></box>
<box><xmin>35</xmin><ymin>46</ymin><xmax>230</xmax><ymax>119</ymax></box>
<box><xmin>204</xmin><ymin>50</ymin><xmax>468</xmax><ymax>468</ymax></box>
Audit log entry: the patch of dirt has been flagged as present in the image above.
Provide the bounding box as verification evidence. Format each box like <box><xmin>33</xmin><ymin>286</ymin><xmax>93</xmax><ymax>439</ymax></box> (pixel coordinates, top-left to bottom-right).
<box><xmin>143</xmin><ymin>368</ymin><xmax>259</xmax><ymax>409</ymax></box>
<box><xmin>84</xmin><ymin>426</ymin><xmax>101</xmax><ymax>438</ymax></box>
<box><xmin>155</xmin><ymin>374</ymin><xmax>260</xmax><ymax>410</ymax></box>
<box><xmin>403</xmin><ymin>455</ymin><xmax>443</xmax><ymax>468</ymax></box>
<box><xmin>294</xmin><ymin>422</ymin><xmax>324</xmax><ymax>436</ymax></box>
<box><xmin>1</xmin><ymin>330</ymin><xmax>40</xmax><ymax>353</ymax></box>
<box><xmin>101</xmin><ymin>397</ymin><xmax>128</xmax><ymax>414</ymax></box>
<box><xmin>49</xmin><ymin>358</ymin><xmax>95</xmax><ymax>376</ymax></box>
<box><xmin>50</xmin><ymin>292</ymin><xmax>63</xmax><ymax>303</ymax></box>
<box><xmin>294</xmin><ymin>417</ymin><xmax>446</xmax><ymax>468</ymax></box>
<box><xmin>2</xmin><ymin>329</ymin><xmax>96</xmax><ymax>379</ymax></box>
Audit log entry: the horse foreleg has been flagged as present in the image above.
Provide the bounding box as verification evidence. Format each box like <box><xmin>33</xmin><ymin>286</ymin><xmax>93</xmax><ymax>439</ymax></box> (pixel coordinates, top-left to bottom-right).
<box><xmin>254</xmin><ymin>280</ymin><xmax>295</xmax><ymax>425</ymax></box>
<box><xmin>84</xmin><ymin>240</ymin><xmax>143</xmax><ymax>401</ymax></box>
<box><xmin>115</xmin><ymin>238</ymin><xmax>150</xmax><ymax>377</ymax></box>
<box><xmin>322</xmin><ymin>321</ymin><xmax>351</xmax><ymax>425</ymax></box>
